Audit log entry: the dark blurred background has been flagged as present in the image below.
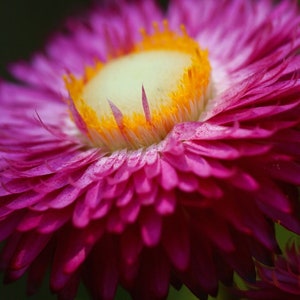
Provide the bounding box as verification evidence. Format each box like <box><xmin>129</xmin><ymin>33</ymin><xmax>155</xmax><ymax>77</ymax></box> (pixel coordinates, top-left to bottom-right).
<box><xmin>0</xmin><ymin>0</ymin><xmax>168</xmax><ymax>79</ymax></box>
<box><xmin>0</xmin><ymin>0</ymin><xmax>93</xmax><ymax>79</ymax></box>
<box><xmin>0</xmin><ymin>0</ymin><xmax>292</xmax><ymax>79</ymax></box>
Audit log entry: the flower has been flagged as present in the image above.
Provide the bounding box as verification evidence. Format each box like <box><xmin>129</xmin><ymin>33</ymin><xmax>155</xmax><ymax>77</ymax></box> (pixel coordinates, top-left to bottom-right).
<box><xmin>1</xmin><ymin>0</ymin><xmax>300</xmax><ymax>299</ymax></box>
<box><xmin>242</xmin><ymin>242</ymin><xmax>300</xmax><ymax>300</ymax></box>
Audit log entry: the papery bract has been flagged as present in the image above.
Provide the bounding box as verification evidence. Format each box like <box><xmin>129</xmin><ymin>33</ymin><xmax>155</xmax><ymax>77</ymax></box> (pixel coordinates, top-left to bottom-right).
<box><xmin>1</xmin><ymin>1</ymin><xmax>300</xmax><ymax>299</ymax></box>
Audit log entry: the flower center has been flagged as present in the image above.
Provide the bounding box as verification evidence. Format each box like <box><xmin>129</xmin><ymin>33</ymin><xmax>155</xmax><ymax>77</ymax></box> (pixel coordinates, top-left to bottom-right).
<box><xmin>65</xmin><ymin>22</ymin><xmax>212</xmax><ymax>151</ymax></box>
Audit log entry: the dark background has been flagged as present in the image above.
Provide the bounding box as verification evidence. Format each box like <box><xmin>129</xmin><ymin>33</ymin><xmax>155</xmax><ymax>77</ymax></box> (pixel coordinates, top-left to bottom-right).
<box><xmin>0</xmin><ymin>0</ymin><xmax>290</xmax><ymax>79</ymax></box>
<box><xmin>0</xmin><ymin>0</ymin><xmax>92</xmax><ymax>79</ymax></box>
<box><xmin>0</xmin><ymin>0</ymin><xmax>168</xmax><ymax>79</ymax></box>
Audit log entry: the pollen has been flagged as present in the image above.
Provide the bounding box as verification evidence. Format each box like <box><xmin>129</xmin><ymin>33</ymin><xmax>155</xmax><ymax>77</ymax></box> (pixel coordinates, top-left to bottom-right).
<box><xmin>65</xmin><ymin>21</ymin><xmax>212</xmax><ymax>151</ymax></box>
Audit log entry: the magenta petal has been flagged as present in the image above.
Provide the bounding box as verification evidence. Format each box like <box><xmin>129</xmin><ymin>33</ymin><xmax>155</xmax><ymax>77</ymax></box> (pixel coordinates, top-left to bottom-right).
<box><xmin>73</xmin><ymin>196</ymin><xmax>91</xmax><ymax>228</ymax></box>
<box><xmin>116</xmin><ymin>185</ymin><xmax>134</xmax><ymax>207</ymax></box>
<box><xmin>0</xmin><ymin>212</ymin><xmax>23</xmax><ymax>242</ymax></box>
<box><xmin>140</xmin><ymin>208</ymin><xmax>162</xmax><ymax>247</ymax></box>
<box><xmin>0</xmin><ymin>233</ymin><xmax>21</xmax><ymax>270</ymax></box>
<box><xmin>177</xmin><ymin>172</ymin><xmax>199</xmax><ymax>192</ymax></box>
<box><xmin>51</xmin><ymin>223</ymin><xmax>104</xmax><ymax>290</ymax></box>
<box><xmin>266</xmin><ymin>160</ymin><xmax>300</xmax><ymax>185</ymax></box>
<box><xmin>120</xmin><ymin>227</ymin><xmax>143</xmax><ymax>265</ymax></box>
<box><xmin>119</xmin><ymin>197</ymin><xmax>140</xmax><ymax>224</ymax></box>
<box><xmin>133</xmin><ymin>249</ymin><xmax>170</xmax><ymax>299</ymax></box>
<box><xmin>144</xmin><ymin>160</ymin><xmax>161</xmax><ymax>178</ymax></box>
<box><xmin>27</xmin><ymin>244</ymin><xmax>53</xmax><ymax>295</ymax></box>
<box><xmin>57</xmin><ymin>272</ymin><xmax>81</xmax><ymax>300</ymax></box>
<box><xmin>133</xmin><ymin>169</ymin><xmax>153</xmax><ymax>194</ymax></box>
<box><xmin>159</xmin><ymin>160</ymin><xmax>178</xmax><ymax>190</ymax></box>
<box><xmin>11</xmin><ymin>232</ymin><xmax>51</xmax><ymax>270</ymax></box>
<box><xmin>229</xmin><ymin>169</ymin><xmax>259</xmax><ymax>191</ymax></box>
<box><xmin>155</xmin><ymin>190</ymin><xmax>176</xmax><ymax>215</ymax></box>
<box><xmin>83</xmin><ymin>237</ymin><xmax>119</xmax><ymax>300</ymax></box>
<box><xmin>257</xmin><ymin>181</ymin><xmax>292</xmax><ymax>213</ymax></box>
<box><xmin>162</xmin><ymin>210</ymin><xmax>190</xmax><ymax>270</ymax></box>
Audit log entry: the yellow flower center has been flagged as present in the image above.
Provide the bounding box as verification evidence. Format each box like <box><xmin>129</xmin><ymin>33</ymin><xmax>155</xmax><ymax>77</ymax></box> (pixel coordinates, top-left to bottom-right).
<box><xmin>65</xmin><ymin>21</ymin><xmax>212</xmax><ymax>151</ymax></box>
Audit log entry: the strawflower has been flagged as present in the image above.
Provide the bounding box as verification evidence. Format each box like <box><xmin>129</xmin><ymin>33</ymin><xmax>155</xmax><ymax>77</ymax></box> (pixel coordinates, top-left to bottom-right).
<box><xmin>1</xmin><ymin>0</ymin><xmax>300</xmax><ymax>299</ymax></box>
<box><xmin>242</xmin><ymin>242</ymin><xmax>300</xmax><ymax>300</ymax></box>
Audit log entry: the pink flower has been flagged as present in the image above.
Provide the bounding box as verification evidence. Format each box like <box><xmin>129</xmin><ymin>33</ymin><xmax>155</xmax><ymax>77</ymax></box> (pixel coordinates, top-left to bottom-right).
<box><xmin>242</xmin><ymin>243</ymin><xmax>300</xmax><ymax>300</ymax></box>
<box><xmin>1</xmin><ymin>0</ymin><xmax>300</xmax><ymax>299</ymax></box>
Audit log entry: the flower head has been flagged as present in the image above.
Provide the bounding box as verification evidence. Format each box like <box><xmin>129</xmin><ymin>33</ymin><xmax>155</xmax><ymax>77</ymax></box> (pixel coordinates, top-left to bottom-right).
<box><xmin>64</xmin><ymin>21</ymin><xmax>212</xmax><ymax>151</ymax></box>
<box><xmin>1</xmin><ymin>0</ymin><xmax>300</xmax><ymax>299</ymax></box>
<box><xmin>242</xmin><ymin>242</ymin><xmax>300</xmax><ymax>300</ymax></box>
